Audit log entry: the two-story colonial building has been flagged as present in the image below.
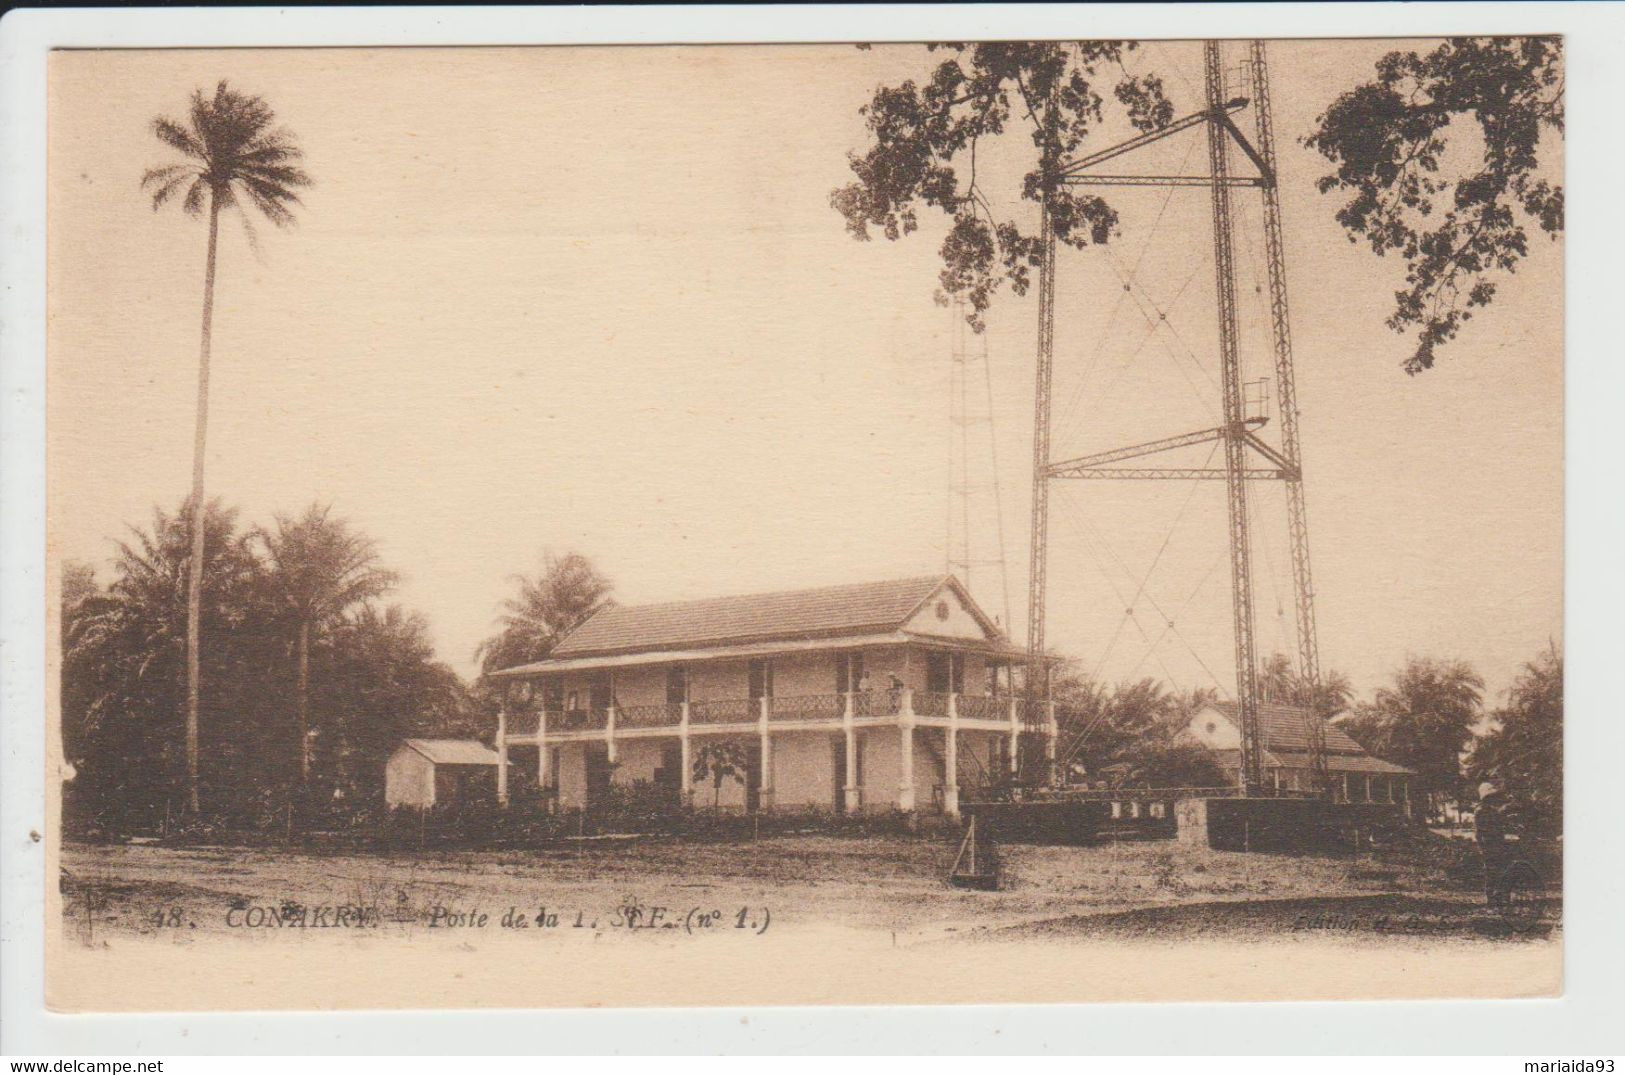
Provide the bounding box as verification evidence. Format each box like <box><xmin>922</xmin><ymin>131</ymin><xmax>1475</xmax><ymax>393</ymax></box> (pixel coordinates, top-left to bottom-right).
<box><xmin>488</xmin><ymin>575</ymin><xmax>1053</xmax><ymax>817</ymax></box>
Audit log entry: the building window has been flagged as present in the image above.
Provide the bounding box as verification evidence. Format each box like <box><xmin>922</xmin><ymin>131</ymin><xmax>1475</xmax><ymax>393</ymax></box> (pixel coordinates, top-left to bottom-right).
<box><xmin>589</xmin><ymin>672</ymin><xmax>612</xmax><ymax>712</ymax></box>
<box><xmin>837</xmin><ymin>652</ymin><xmax>864</xmax><ymax>695</ymax></box>
<box><xmin>748</xmin><ymin>659</ymin><xmax>773</xmax><ymax>700</ymax></box>
<box><xmin>666</xmin><ymin>664</ymin><xmax>688</xmax><ymax>706</ymax></box>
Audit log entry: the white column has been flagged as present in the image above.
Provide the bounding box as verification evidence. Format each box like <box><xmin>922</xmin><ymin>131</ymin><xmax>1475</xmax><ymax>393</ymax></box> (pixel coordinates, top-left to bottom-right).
<box><xmin>843</xmin><ymin>692</ymin><xmax>860</xmax><ymax>814</ymax></box>
<box><xmin>1044</xmin><ymin>700</ymin><xmax>1059</xmax><ymax>785</ymax></box>
<box><xmin>679</xmin><ymin>701</ymin><xmax>692</xmax><ymax>807</ymax></box>
<box><xmin>943</xmin><ymin>694</ymin><xmax>959</xmax><ymax>818</ymax></box>
<box><xmin>605</xmin><ymin>705</ymin><xmax>617</xmax><ymax>765</ymax></box>
<box><xmin>1007</xmin><ymin>695</ymin><xmax>1021</xmax><ymax>775</ymax></box>
<box><xmin>758</xmin><ymin>696</ymin><xmax>773</xmax><ymax>810</ymax></box>
<box><xmin>898</xmin><ymin>691</ymin><xmax>916</xmax><ymax>812</ymax></box>
<box><xmin>496</xmin><ymin>705</ymin><xmax>510</xmax><ymax>806</ymax></box>
<box><xmin>536</xmin><ymin>708</ymin><xmax>550</xmax><ymax>806</ymax></box>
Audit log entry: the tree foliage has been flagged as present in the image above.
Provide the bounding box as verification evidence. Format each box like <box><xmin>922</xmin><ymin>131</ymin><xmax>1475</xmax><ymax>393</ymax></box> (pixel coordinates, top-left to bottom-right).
<box><xmin>1053</xmin><ymin>671</ymin><xmax>1226</xmax><ymax>789</ymax></box>
<box><xmin>831</xmin><ymin>42</ymin><xmax>1172</xmax><ymax>328</ymax></box>
<box><xmin>1306</xmin><ymin>37</ymin><xmax>1563</xmax><ymax>372</ymax></box>
<box><xmin>259</xmin><ymin>505</ymin><xmax>398</xmax><ymax>637</ymax></box>
<box><xmin>1257</xmin><ymin>651</ymin><xmax>1355</xmax><ymax>720</ymax></box>
<box><xmin>691</xmin><ymin>740</ymin><xmax>753</xmax><ymax>810</ymax></box>
<box><xmin>63</xmin><ymin>501</ymin><xmax>278</xmax><ymax>826</ymax></box>
<box><xmin>142</xmin><ymin>79</ymin><xmax>312</xmax><ymax>235</ymax></box>
<box><xmin>1335</xmin><ymin>656</ymin><xmax>1484</xmax><ymax>800</ymax></box>
<box><xmin>313</xmin><ymin>603</ymin><xmax>474</xmax><ymax>797</ymax></box>
<box><xmin>60</xmin><ymin>500</ymin><xmax>470</xmax><ymax>834</ymax></box>
<box><xmin>259</xmin><ymin>504</ymin><xmax>400</xmax><ymax>784</ymax></box>
<box><xmin>1469</xmin><ymin>644</ymin><xmax>1561</xmax><ymax>836</ymax></box>
<box><xmin>476</xmin><ymin>551</ymin><xmax>613</xmax><ymax>675</ymax></box>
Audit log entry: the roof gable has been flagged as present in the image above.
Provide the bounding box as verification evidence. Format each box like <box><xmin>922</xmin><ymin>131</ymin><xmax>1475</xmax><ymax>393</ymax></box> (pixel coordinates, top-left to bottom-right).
<box><xmin>901</xmin><ymin>577</ymin><xmax>1004</xmax><ymax>642</ymax></box>
<box><xmin>546</xmin><ymin>575</ymin><xmax>985</xmax><ymax>660</ymax></box>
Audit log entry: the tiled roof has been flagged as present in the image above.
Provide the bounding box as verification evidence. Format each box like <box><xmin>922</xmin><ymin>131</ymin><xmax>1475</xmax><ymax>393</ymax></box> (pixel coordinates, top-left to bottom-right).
<box><xmin>1209</xmin><ymin>700</ymin><xmax>1372</xmax><ymax>756</ymax></box>
<box><xmin>1210</xmin><ymin>747</ymin><xmax>1283</xmax><ymax>771</ymax></box>
<box><xmin>549</xmin><ymin>575</ymin><xmax>964</xmax><ymax>658</ymax></box>
<box><xmin>1209</xmin><ymin>747</ymin><xmax>1413</xmax><ymax>776</ymax></box>
<box><xmin>403</xmin><ymin>739</ymin><xmax>499</xmax><ymax>766</ymax></box>
<box><xmin>1270</xmin><ymin>751</ymin><xmax>1413</xmax><ymax>775</ymax></box>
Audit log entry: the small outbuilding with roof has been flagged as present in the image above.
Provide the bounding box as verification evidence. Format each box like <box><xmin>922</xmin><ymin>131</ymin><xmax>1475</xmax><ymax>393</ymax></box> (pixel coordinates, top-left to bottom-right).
<box><xmin>384</xmin><ymin>738</ymin><xmax>501</xmax><ymax>809</ymax></box>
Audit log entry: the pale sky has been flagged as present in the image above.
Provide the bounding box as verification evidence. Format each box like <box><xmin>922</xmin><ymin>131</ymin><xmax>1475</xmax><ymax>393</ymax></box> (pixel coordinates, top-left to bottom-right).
<box><xmin>47</xmin><ymin>41</ymin><xmax>1563</xmax><ymax>704</ymax></box>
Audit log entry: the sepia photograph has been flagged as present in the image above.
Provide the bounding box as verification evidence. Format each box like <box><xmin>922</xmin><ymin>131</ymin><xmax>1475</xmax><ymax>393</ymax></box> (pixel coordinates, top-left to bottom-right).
<box><xmin>33</xmin><ymin>27</ymin><xmax>1571</xmax><ymax>1018</ymax></box>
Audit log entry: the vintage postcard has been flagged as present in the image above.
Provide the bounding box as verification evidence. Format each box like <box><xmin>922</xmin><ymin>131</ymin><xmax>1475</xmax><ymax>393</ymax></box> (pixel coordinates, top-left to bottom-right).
<box><xmin>44</xmin><ymin>36</ymin><xmax>1564</xmax><ymax>1012</ymax></box>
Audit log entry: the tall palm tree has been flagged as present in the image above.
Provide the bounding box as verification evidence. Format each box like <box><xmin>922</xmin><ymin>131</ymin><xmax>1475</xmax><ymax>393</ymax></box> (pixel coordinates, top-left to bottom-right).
<box><xmin>142</xmin><ymin>81</ymin><xmax>311</xmax><ymax>811</ymax></box>
<box><xmin>258</xmin><ymin>504</ymin><xmax>397</xmax><ymax>787</ymax></box>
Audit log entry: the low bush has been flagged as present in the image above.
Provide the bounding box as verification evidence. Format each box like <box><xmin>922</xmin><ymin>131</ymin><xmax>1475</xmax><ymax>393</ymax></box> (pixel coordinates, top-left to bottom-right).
<box><xmin>140</xmin><ymin>776</ymin><xmax>952</xmax><ymax>851</ymax></box>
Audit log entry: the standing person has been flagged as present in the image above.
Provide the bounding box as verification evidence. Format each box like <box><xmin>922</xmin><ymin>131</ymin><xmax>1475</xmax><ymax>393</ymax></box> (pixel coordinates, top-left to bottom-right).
<box><xmin>1475</xmin><ymin>780</ymin><xmax>1516</xmax><ymax>907</ymax></box>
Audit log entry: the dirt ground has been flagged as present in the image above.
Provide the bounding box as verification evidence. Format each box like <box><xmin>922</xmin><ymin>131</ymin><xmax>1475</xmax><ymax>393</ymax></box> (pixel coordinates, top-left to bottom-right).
<box><xmin>58</xmin><ymin>832</ymin><xmax>1558</xmax><ymax>948</ymax></box>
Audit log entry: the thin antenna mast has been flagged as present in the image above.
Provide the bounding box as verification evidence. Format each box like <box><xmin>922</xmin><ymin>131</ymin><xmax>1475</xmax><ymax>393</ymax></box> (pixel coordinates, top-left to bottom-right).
<box><xmin>1023</xmin><ymin>201</ymin><xmax>1057</xmax><ymax>782</ymax></box>
<box><xmin>947</xmin><ymin>299</ymin><xmax>1015</xmax><ymax>630</ymax></box>
<box><xmin>1204</xmin><ymin>40</ymin><xmax>1265</xmax><ymax>796</ymax></box>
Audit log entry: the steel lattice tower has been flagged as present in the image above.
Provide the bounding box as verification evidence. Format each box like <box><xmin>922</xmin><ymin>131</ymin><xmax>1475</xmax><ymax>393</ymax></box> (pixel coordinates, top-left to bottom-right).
<box><xmin>1249</xmin><ymin>40</ymin><xmax>1327</xmax><ymax>792</ymax></box>
<box><xmin>1022</xmin><ymin>39</ymin><xmax>1326</xmax><ymax>795</ymax></box>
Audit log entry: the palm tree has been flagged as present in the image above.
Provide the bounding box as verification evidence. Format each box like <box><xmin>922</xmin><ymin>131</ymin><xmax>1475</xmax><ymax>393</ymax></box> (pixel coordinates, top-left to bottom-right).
<box><xmin>1369</xmin><ymin>656</ymin><xmax>1484</xmax><ymax>809</ymax></box>
<box><xmin>258</xmin><ymin>505</ymin><xmax>397</xmax><ymax>787</ymax></box>
<box><xmin>1258</xmin><ymin>651</ymin><xmax>1354</xmax><ymax>718</ymax></box>
<box><xmin>476</xmin><ymin>552</ymin><xmax>612</xmax><ymax>675</ymax></box>
<box><xmin>142</xmin><ymin>81</ymin><xmax>311</xmax><ymax>812</ymax></box>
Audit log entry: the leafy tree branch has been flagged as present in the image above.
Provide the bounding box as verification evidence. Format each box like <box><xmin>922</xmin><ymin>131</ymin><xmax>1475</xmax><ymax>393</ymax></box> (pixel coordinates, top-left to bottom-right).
<box><xmin>1306</xmin><ymin>37</ymin><xmax>1563</xmax><ymax>373</ymax></box>
<box><xmin>831</xmin><ymin>42</ymin><xmax>1172</xmax><ymax>329</ymax></box>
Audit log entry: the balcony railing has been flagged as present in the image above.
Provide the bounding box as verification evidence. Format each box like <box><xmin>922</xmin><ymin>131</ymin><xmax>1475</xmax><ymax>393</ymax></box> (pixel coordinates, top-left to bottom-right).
<box><xmin>552</xmin><ymin>707</ymin><xmax>609</xmax><ymax>732</ymax></box>
<box><xmin>769</xmin><ymin>694</ymin><xmax>845</xmax><ymax>722</ymax></box>
<box><xmin>510</xmin><ymin>692</ymin><xmax>1045</xmax><ymax>739</ymax></box>
<box><xmin>689</xmin><ymin>697</ymin><xmax>755</xmax><ymax>725</ymax></box>
<box><xmin>617</xmin><ymin>703</ymin><xmax>682</xmax><ymax>728</ymax></box>
<box><xmin>956</xmin><ymin>694</ymin><xmax>1002</xmax><ymax>721</ymax></box>
<box><xmin>506</xmin><ymin>710</ymin><xmax>542</xmax><ymax>738</ymax></box>
<box><xmin>851</xmin><ymin>689</ymin><xmax>901</xmax><ymax>718</ymax></box>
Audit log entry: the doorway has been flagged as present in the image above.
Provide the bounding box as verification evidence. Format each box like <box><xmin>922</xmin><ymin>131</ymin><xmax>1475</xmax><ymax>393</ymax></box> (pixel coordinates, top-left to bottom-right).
<box><xmin>926</xmin><ymin>651</ymin><xmax>964</xmax><ymax>695</ymax></box>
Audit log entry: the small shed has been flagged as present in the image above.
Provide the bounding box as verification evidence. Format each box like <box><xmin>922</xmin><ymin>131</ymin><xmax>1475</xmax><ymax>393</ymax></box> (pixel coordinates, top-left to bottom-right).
<box><xmin>385</xmin><ymin>738</ymin><xmax>501</xmax><ymax>809</ymax></box>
